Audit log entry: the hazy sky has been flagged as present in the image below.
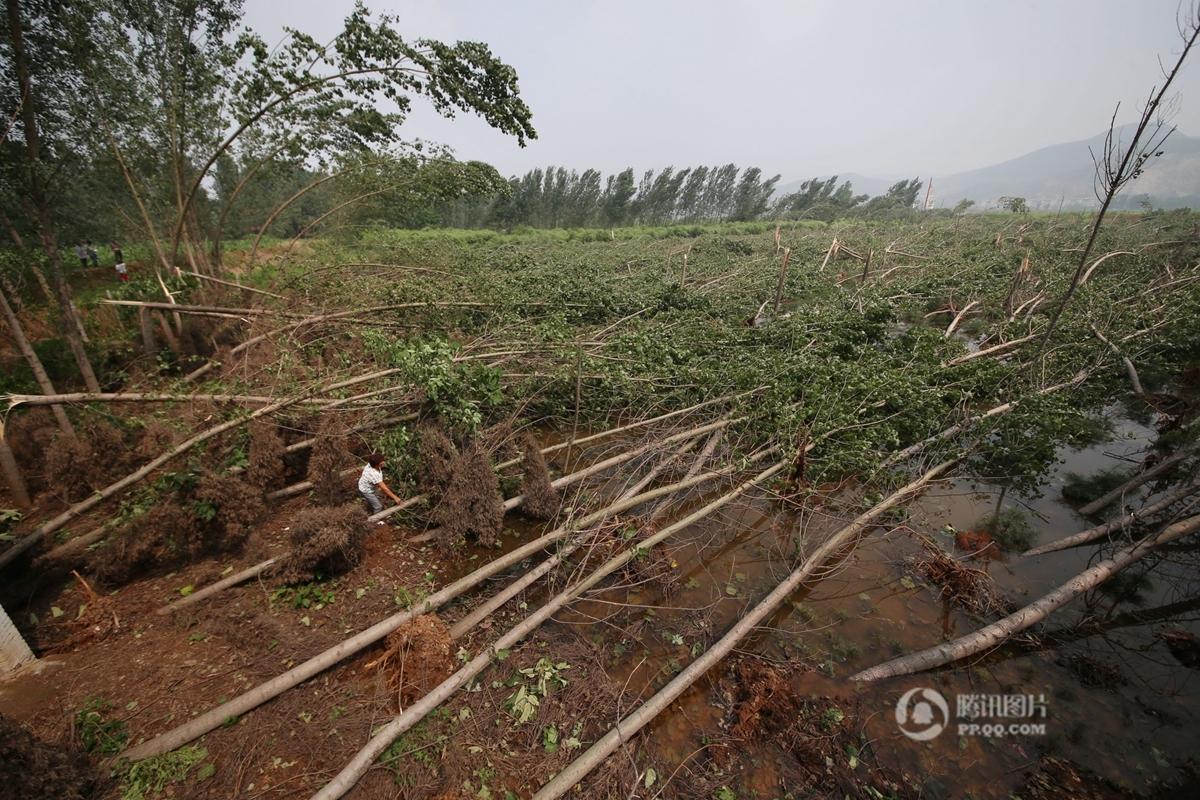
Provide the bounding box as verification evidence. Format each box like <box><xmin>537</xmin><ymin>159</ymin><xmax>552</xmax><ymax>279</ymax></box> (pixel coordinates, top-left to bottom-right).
<box><xmin>243</xmin><ymin>0</ymin><xmax>1200</xmax><ymax>183</ymax></box>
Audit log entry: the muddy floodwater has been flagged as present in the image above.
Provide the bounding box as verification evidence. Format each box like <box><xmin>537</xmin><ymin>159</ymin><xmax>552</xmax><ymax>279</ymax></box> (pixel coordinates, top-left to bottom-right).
<box><xmin>472</xmin><ymin>407</ymin><xmax>1200</xmax><ymax>798</ymax></box>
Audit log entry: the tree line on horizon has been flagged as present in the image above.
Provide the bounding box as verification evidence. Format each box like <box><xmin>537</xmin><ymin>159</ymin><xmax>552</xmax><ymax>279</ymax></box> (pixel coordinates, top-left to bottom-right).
<box><xmin>435</xmin><ymin>168</ymin><xmax>929</xmax><ymax>229</ymax></box>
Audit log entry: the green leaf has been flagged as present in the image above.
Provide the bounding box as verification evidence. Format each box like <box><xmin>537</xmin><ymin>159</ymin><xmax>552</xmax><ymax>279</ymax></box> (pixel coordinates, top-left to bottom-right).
<box><xmin>179</xmin><ymin>585</ymin><xmax>194</xmax><ymax>596</ymax></box>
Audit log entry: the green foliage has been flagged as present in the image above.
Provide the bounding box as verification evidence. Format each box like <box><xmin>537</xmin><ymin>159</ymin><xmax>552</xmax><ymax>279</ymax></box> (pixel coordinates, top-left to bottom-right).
<box><xmin>978</xmin><ymin>508</ymin><xmax>1037</xmax><ymax>552</ymax></box>
<box><xmin>1061</xmin><ymin>467</ymin><xmax>1134</xmax><ymax>506</ymax></box>
<box><xmin>271</xmin><ymin>580</ymin><xmax>335</xmax><ymax>610</ymax></box>
<box><xmin>999</xmin><ymin>196</ymin><xmax>1029</xmax><ymax>214</ymax></box>
<box><xmin>360</xmin><ymin>332</ymin><xmax>502</xmax><ymax>431</ymax></box>
<box><xmin>376</xmin><ymin>709</ymin><xmax>450</xmax><ymax>780</ymax></box>
<box><xmin>117</xmin><ymin>745</ymin><xmax>209</xmax><ymax>800</ymax></box>
<box><xmin>0</xmin><ymin>509</ymin><xmax>21</xmax><ymax>541</ymax></box>
<box><xmin>504</xmin><ymin>657</ymin><xmax>570</xmax><ymax>723</ymax></box>
<box><xmin>75</xmin><ymin>698</ymin><xmax>128</xmax><ymax>756</ymax></box>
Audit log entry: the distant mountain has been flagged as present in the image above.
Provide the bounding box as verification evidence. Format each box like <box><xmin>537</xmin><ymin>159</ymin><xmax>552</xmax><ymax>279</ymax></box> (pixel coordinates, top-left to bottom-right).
<box><xmin>932</xmin><ymin>126</ymin><xmax>1200</xmax><ymax>210</ymax></box>
<box><xmin>779</xmin><ymin>127</ymin><xmax>1200</xmax><ymax>211</ymax></box>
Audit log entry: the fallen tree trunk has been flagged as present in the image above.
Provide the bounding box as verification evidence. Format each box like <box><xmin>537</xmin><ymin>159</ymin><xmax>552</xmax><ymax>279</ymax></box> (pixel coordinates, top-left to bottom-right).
<box><xmin>310</xmin><ymin>458</ymin><xmax>786</xmax><ymax>800</ymax></box>
<box><xmin>944</xmin><ymin>332</ymin><xmax>1039</xmax><ymax>367</ymax></box>
<box><xmin>119</xmin><ymin>456</ymin><xmax>768</xmax><ymax>762</ymax></box>
<box><xmin>1090</xmin><ymin>323</ymin><xmax>1146</xmax><ymax>397</ymax></box>
<box><xmin>157</xmin><ymin>493</ymin><xmax>428</xmax><ymax>616</ymax></box>
<box><xmin>4</xmin><ymin>391</ymin><xmax>396</xmax><ymax>410</ymax></box>
<box><xmin>0</xmin><ymin>284</ymin><xmax>76</xmax><ymax>440</ymax></box>
<box><xmin>1078</xmin><ymin>250</ymin><xmax>1136</xmax><ymax>286</ymax></box>
<box><xmin>530</xmin><ymin>459</ymin><xmax>957</xmax><ymax>800</ymax></box>
<box><xmin>266</xmin><ymin>394</ymin><xmax>740</xmax><ymax>500</ymax></box>
<box><xmin>1022</xmin><ymin>478</ymin><xmax>1200</xmax><ymax>557</ymax></box>
<box><xmin>183</xmin><ymin>270</ymin><xmax>283</xmax><ymax>298</ymax></box>
<box><xmin>0</xmin><ymin>368</ymin><xmax>406</xmax><ymax>571</ymax></box>
<box><xmin>944</xmin><ymin>300</ymin><xmax>979</xmax><ymax>338</ymax></box>
<box><xmin>101</xmin><ymin>299</ymin><xmax>590</xmax><ymax>317</ymax></box>
<box><xmin>1077</xmin><ymin>448</ymin><xmax>1192</xmax><ymax>516</ymax></box>
<box><xmin>851</xmin><ymin>513</ymin><xmax>1200</xmax><ymax>682</ymax></box>
<box><xmin>181</xmin><ymin>300</ymin><xmax>634</xmax><ymax>384</ymax></box>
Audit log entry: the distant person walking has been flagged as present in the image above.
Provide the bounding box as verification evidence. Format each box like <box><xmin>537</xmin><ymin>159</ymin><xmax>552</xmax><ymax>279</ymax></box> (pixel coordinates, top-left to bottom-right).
<box><xmin>111</xmin><ymin>242</ymin><xmax>128</xmax><ymax>282</ymax></box>
<box><xmin>85</xmin><ymin>240</ymin><xmax>99</xmax><ymax>267</ymax></box>
<box><xmin>74</xmin><ymin>243</ymin><xmax>88</xmax><ymax>267</ymax></box>
<box><xmin>358</xmin><ymin>452</ymin><xmax>402</xmax><ymax>519</ymax></box>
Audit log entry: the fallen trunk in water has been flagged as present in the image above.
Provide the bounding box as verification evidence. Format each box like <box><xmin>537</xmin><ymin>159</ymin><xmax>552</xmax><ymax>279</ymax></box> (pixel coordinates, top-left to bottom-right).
<box><xmin>851</xmin><ymin>513</ymin><xmax>1200</xmax><ymax>682</ymax></box>
<box><xmin>530</xmin><ymin>459</ymin><xmax>957</xmax><ymax>800</ymax></box>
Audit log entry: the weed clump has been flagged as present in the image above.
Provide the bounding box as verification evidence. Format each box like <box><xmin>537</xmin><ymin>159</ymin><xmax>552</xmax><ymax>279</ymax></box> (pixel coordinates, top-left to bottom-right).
<box><xmin>431</xmin><ymin>441</ymin><xmax>503</xmax><ymax>551</ymax></box>
<box><xmin>0</xmin><ymin>714</ymin><xmax>98</xmax><ymax>800</ymax></box>
<box><xmin>275</xmin><ymin>503</ymin><xmax>367</xmax><ymax>583</ymax></box>
<box><xmin>417</xmin><ymin>421</ymin><xmax>457</xmax><ymax>499</ymax></box>
<box><xmin>245</xmin><ymin>419</ymin><xmax>286</xmax><ymax>494</ymax></box>
<box><xmin>977</xmin><ymin>508</ymin><xmax>1037</xmax><ymax>552</ymax></box>
<box><xmin>519</xmin><ymin>435</ymin><xmax>560</xmax><ymax>520</ymax></box>
<box><xmin>308</xmin><ymin>414</ymin><xmax>350</xmax><ymax>507</ymax></box>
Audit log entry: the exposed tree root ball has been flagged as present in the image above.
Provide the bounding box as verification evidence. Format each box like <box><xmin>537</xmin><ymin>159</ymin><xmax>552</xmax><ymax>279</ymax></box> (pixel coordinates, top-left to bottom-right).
<box><xmin>432</xmin><ymin>442</ymin><xmax>504</xmax><ymax>551</ymax></box>
<box><xmin>194</xmin><ymin>472</ymin><xmax>266</xmax><ymax>546</ymax></box>
<box><xmin>417</xmin><ymin>421</ymin><xmax>457</xmax><ymax>500</ymax></box>
<box><xmin>87</xmin><ymin>505</ymin><xmax>199</xmax><ymax>587</ymax></box>
<box><xmin>178</xmin><ymin>316</ymin><xmax>215</xmax><ymax>359</ymax></box>
<box><xmin>0</xmin><ymin>714</ymin><xmax>98</xmax><ymax>800</ymax></box>
<box><xmin>3</xmin><ymin>407</ymin><xmax>56</xmax><ymax>479</ymax></box>
<box><xmin>275</xmin><ymin>503</ymin><xmax>367</xmax><ymax>584</ymax></box>
<box><xmin>43</xmin><ymin>420</ymin><xmax>134</xmax><ymax>503</ymax></box>
<box><xmin>87</xmin><ymin>473</ymin><xmax>261</xmax><ymax>587</ymax></box>
<box><xmin>518</xmin><ymin>435</ymin><xmax>560</xmax><ymax>520</ymax></box>
<box><xmin>308</xmin><ymin>415</ymin><xmax>350</xmax><ymax>507</ymax></box>
<box><xmin>245</xmin><ymin>419</ymin><xmax>286</xmax><ymax>494</ymax></box>
<box><xmin>43</xmin><ymin>433</ymin><xmax>94</xmax><ymax>503</ymax></box>
<box><xmin>915</xmin><ymin>540</ymin><xmax>1004</xmax><ymax>615</ymax></box>
<box><xmin>482</xmin><ymin>420</ymin><xmax>518</xmax><ymax>463</ymax></box>
<box><xmin>373</xmin><ymin>614</ymin><xmax>454</xmax><ymax>706</ymax></box>
<box><xmin>135</xmin><ymin>418</ymin><xmax>179</xmax><ymax>459</ymax></box>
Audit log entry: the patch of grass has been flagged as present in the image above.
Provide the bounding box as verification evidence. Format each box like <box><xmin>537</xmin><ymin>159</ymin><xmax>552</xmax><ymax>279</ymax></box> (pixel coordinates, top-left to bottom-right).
<box><xmin>271</xmin><ymin>579</ymin><xmax>335</xmax><ymax>609</ymax></box>
<box><xmin>376</xmin><ymin>709</ymin><xmax>450</xmax><ymax>781</ymax></box>
<box><xmin>75</xmin><ymin>697</ymin><xmax>128</xmax><ymax>756</ymax></box>
<box><xmin>118</xmin><ymin>745</ymin><xmax>208</xmax><ymax>800</ymax></box>
<box><xmin>977</xmin><ymin>508</ymin><xmax>1036</xmax><ymax>552</ymax></box>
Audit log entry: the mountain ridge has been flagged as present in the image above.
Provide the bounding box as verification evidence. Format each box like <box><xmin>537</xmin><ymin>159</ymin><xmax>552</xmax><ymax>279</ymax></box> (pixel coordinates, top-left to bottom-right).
<box><xmin>780</xmin><ymin>127</ymin><xmax>1200</xmax><ymax>210</ymax></box>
